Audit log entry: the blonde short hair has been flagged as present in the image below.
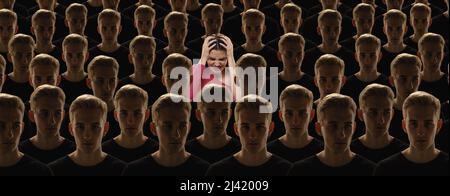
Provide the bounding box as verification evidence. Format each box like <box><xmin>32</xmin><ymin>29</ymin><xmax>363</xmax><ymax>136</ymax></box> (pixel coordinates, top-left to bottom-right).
<box><xmin>65</xmin><ymin>3</ymin><xmax>87</xmax><ymax>17</ymax></box>
<box><xmin>151</xmin><ymin>93</ymin><xmax>191</xmax><ymax>123</ymax></box>
<box><xmin>318</xmin><ymin>9</ymin><xmax>342</xmax><ymax>24</ymax></box>
<box><xmin>0</xmin><ymin>93</ymin><xmax>25</xmax><ymax>118</ymax></box>
<box><xmin>390</xmin><ymin>53</ymin><xmax>422</xmax><ymax>76</ymax></box>
<box><xmin>29</xmin><ymin>84</ymin><xmax>66</xmax><ymax>111</ymax></box>
<box><xmin>353</xmin><ymin>3</ymin><xmax>375</xmax><ymax>18</ymax></box>
<box><xmin>98</xmin><ymin>9</ymin><xmax>121</xmax><ymax>24</ymax></box>
<box><xmin>236</xmin><ymin>53</ymin><xmax>267</xmax><ymax>68</ymax></box>
<box><xmin>281</xmin><ymin>3</ymin><xmax>302</xmax><ymax>18</ymax></box>
<box><xmin>0</xmin><ymin>8</ymin><xmax>17</xmax><ymax>23</ymax></box>
<box><xmin>134</xmin><ymin>5</ymin><xmax>155</xmax><ymax>20</ymax></box>
<box><xmin>8</xmin><ymin>34</ymin><xmax>35</xmax><ymax>53</ymax></box>
<box><xmin>418</xmin><ymin>33</ymin><xmax>445</xmax><ymax>52</ymax></box>
<box><xmin>242</xmin><ymin>9</ymin><xmax>265</xmax><ymax>23</ymax></box>
<box><xmin>280</xmin><ymin>84</ymin><xmax>314</xmax><ymax>110</ymax></box>
<box><xmin>314</xmin><ymin>54</ymin><xmax>345</xmax><ymax>76</ymax></box>
<box><xmin>63</xmin><ymin>34</ymin><xmax>88</xmax><ymax>51</ymax></box>
<box><xmin>69</xmin><ymin>94</ymin><xmax>108</xmax><ymax>123</ymax></box>
<box><xmin>162</xmin><ymin>53</ymin><xmax>192</xmax><ymax>76</ymax></box>
<box><xmin>87</xmin><ymin>55</ymin><xmax>119</xmax><ymax>78</ymax></box>
<box><xmin>359</xmin><ymin>84</ymin><xmax>395</xmax><ymax>108</ymax></box>
<box><xmin>197</xmin><ymin>84</ymin><xmax>233</xmax><ymax>109</ymax></box>
<box><xmin>403</xmin><ymin>91</ymin><xmax>441</xmax><ymax>119</ymax></box>
<box><xmin>32</xmin><ymin>9</ymin><xmax>55</xmax><ymax>25</ymax></box>
<box><xmin>129</xmin><ymin>35</ymin><xmax>156</xmax><ymax>54</ymax></box>
<box><xmin>234</xmin><ymin>94</ymin><xmax>273</xmax><ymax>122</ymax></box>
<box><xmin>29</xmin><ymin>54</ymin><xmax>60</xmax><ymax>75</ymax></box>
<box><xmin>201</xmin><ymin>3</ymin><xmax>223</xmax><ymax>19</ymax></box>
<box><xmin>410</xmin><ymin>3</ymin><xmax>431</xmax><ymax>16</ymax></box>
<box><xmin>278</xmin><ymin>33</ymin><xmax>305</xmax><ymax>51</ymax></box>
<box><xmin>114</xmin><ymin>84</ymin><xmax>149</xmax><ymax>109</ymax></box>
<box><xmin>384</xmin><ymin>9</ymin><xmax>407</xmax><ymax>24</ymax></box>
<box><xmin>356</xmin><ymin>34</ymin><xmax>381</xmax><ymax>51</ymax></box>
<box><xmin>317</xmin><ymin>93</ymin><xmax>356</xmax><ymax>123</ymax></box>
<box><xmin>164</xmin><ymin>11</ymin><xmax>188</xmax><ymax>28</ymax></box>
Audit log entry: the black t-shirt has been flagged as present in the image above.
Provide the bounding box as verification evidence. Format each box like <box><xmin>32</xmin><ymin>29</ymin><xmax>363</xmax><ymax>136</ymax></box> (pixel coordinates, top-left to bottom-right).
<box><xmin>102</xmin><ymin>138</ymin><xmax>159</xmax><ymax>163</ymax></box>
<box><xmin>288</xmin><ymin>154</ymin><xmax>376</xmax><ymax>176</ymax></box>
<box><xmin>390</xmin><ymin>108</ymin><xmax>409</xmax><ymax>143</ymax></box>
<box><xmin>374</xmin><ymin>152</ymin><xmax>449</xmax><ymax>176</ymax></box>
<box><xmin>104</xmin><ymin>111</ymin><xmax>121</xmax><ymax>142</ymax></box>
<box><xmin>267</xmin><ymin>36</ymin><xmax>317</xmax><ymax>52</ymax></box>
<box><xmin>340</xmin><ymin>37</ymin><xmax>356</xmax><ymax>52</ymax></box>
<box><xmin>1</xmin><ymin>75</ymin><xmax>34</xmax><ymax>103</ymax></box>
<box><xmin>153</xmin><ymin>47</ymin><xmax>200</xmax><ymax>76</ymax></box>
<box><xmin>351</xmin><ymin>138</ymin><xmax>408</xmax><ymax>163</ymax></box>
<box><xmin>303</xmin><ymin>46</ymin><xmax>357</xmax><ymax>76</ymax></box>
<box><xmin>186</xmin><ymin>137</ymin><xmax>241</xmax><ymax>164</ymax></box>
<box><xmin>267</xmin><ymin>138</ymin><xmax>324</xmax><ymax>163</ymax></box>
<box><xmin>430</xmin><ymin>13</ymin><xmax>449</xmax><ymax>46</ymax></box>
<box><xmin>0</xmin><ymin>155</ymin><xmax>53</xmax><ymax>176</ymax></box>
<box><xmin>404</xmin><ymin>36</ymin><xmax>419</xmax><ymax>51</ymax></box>
<box><xmin>122</xmin><ymin>154</ymin><xmax>210</xmax><ymax>176</ymax></box>
<box><xmin>82</xmin><ymin>1</ymin><xmax>103</xmax><ymax>18</ymax></box>
<box><xmin>206</xmin><ymin>155</ymin><xmax>293</xmax><ymax>176</ymax></box>
<box><xmin>0</xmin><ymin>52</ymin><xmax>12</xmax><ymax>74</ymax></box>
<box><xmin>379</xmin><ymin>46</ymin><xmax>417</xmax><ymax>76</ymax></box>
<box><xmin>341</xmin><ymin>74</ymin><xmax>390</xmax><ymax>106</ymax></box>
<box><xmin>234</xmin><ymin>45</ymin><xmax>281</xmax><ymax>77</ymax></box>
<box><xmin>222</xmin><ymin>14</ymin><xmax>282</xmax><ymax>46</ymax></box>
<box><xmin>88</xmin><ymin>45</ymin><xmax>132</xmax><ymax>79</ymax></box>
<box><xmin>19</xmin><ymin>139</ymin><xmax>76</xmax><ymax>164</ymax></box>
<box><xmin>49</xmin><ymin>155</ymin><xmax>126</xmax><ymax>176</ymax></box>
<box><xmin>222</xmin><ymin>6</ymin><xmax>243</xmax><ymax>22</ymax></box>
<box><xmin>419</xmin><ymin>74</ymin><xmax>450</xmax><ymax>103</ymax></box>
<box><xmin>59</xmin><ymin>76</ymin><xmax>92</xmax><ymax>105</ymax></box>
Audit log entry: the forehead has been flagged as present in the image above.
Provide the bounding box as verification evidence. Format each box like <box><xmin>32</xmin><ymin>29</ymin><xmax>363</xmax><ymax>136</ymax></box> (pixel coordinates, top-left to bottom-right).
<box><xmin>283</xmin><ymin>97</ymin><xmax>310</xmax><ymax>109</ymax></box>
<box><xmin>355</xmin><ymin>12</ymin><xmax>373</xmax><ymax>19</ymax></box>
<box><xmin>158</xmin><ymin>107</ymin><xmax>189</xmax><ymax>121</ymax></box>
<box><xmin>319</xmin><ymin>18</ymin><xmax>340</xmax><ymax>26</ymax></box>
<box><xmin>281</xmin><ymin>42</ymin><xmax>302</xmax><ymax>51</ymax></box>
<box><xmin>34</xmin><ymin>18</ymin><xmax>54</xmax><ymax>26</ymax></box>
<box><xmin>92</xmin><ymin>66</ymin><xmax>117</xmax><ymax>77</ymax></box>
<box><xmin>282</xmin><ymin>11</ymin><xmax>300</xmax><ymax>18</ymax></box>
<box><xmin>65</xmin><ymin>44</ymin><xmax>85</xmax><ymax>52</ymax></box>
<box><xmin>357</xmin><ymin>43</ymin><xmax>379</xmax><ymax>52</ymax></box>
<box><xmin>34</xmin><ymin>96</ymin><xmax>64</xmax><ymax>109</ymax></box>
<box><xmin>133</xmin><ymin>44</ymin><xmax>153</xmax><ymax>53</ymax></box>
<box><xmin>67</xmin><ymin>12</ymin><xmax>86</xmax><ymax>19</ymax></box>
<box><xmin>321</xmin><ymin>107</ymin><xmax>354</xmax><ymax>122</ymax></box>
<box><xmin>238</xmin><ymin>108</ymin><xmax>270</xmax><ymax>123</ymax></box>
<box><xmin>318</xmin><ymin>65</ymin><xmax>341</xmax><ymax>76</ymax></box>
<box><xmin>363</xmin><ymin>96</ymin><xmax>393</xmax><ymax>108</ymax></box>
<box><xmin>33</xmin><ymin>65</ymin><xmax>57</xmax><ymax>75</ymax></box>
<box><xmin>204</xmin><ymin>12</ymin><xmax>222</xmax><ymax>19</ymax></box>
<box><xmin>244</xmin><ymin>18</ymin><xmax>264</xmax><ymax>25</ymax></box>
<box><xmin>166</xmin><ymin>20</ymin><xmax>187</xmax><ymax>28</ymax></box>
<box><xmin>0</xmin><ymin>107</ymin><xmax>22</xmax><ymax>121</ymax></box>
<box><xmin>12</xmin><ymin>44</ymin><xmax>33</xmax><ymax>52</ymax></box>
<box><xmin>117</xmin><ymin>97</ymin><xmax>145</xmax><ymax>109</ymax></box>
<box><xmin>209</xmin><ymin>49</ymin><xmax>227</xmax><ymax>57</ymax></box>
<box><xmin>405</xmin><ymin>105</ymin><xmax>437</xmax><ymax>119</ymax></box>
<box><xmin>385</xmin><ymin>18</ymin><xmax>405</xmax><ymax>25</ymax></box>
<box><xmin>201</xmin><ymin>101</ymin><xmax>230</xmax><ymax>109</ymax></box>
<box><xmin>73</xmin><ymin>108</ymin><xmax>104</xmax><ymax>123</ymax></box>
<box><xmin>100</xmin><ymin>18</ymin><xmax>119</xmax><ymax>25</ymax></box>
<box><xmin>396</xmin><ymin>64</ymin><xmax>420</xmax><ymax>75</ymax></box>
<box><xmin>136</xmin><ymin>14</ymin><xmax>152</xmax><ymax>20</ymax></box>
<box><xmin>412</xmin><ymin>11</ymin><xmax>430</xmax><ymax>18</ymax></box>
<box><xmin>421</xmin><ymin>42</ymin><xmax>443</xmax><ymax>51</ymax></box>
<box><xmin>0</xmin><ymin>18</ymin><xmax>15</xmax><ymax>25</ymax></box>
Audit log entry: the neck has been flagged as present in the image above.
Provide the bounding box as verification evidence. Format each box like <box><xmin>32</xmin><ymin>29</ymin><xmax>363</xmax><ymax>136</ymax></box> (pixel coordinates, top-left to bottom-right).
<box><xmin>385</xmin><ymin>42</ymin><xmax>405</xmax><ymax>53</ymax></box>
<box><xmin>31</xmin><ymin>133</ymin><xmax>64</xmax><ymax>150</ymax></box>
<box><xmin>36</xmin><ymin>41</ymin><xmax>54</xmax><ymax>53</ymax></box>
<box><xmin>0</xmin><ymin>150</ymin><xmax>23</xmax><ymax>167</ymax></box>
<box><xmin>421</xmin><ymin>69</ymin><xmax>443</xmax><ymax>82</ymax></box>
<box><xmin>166</xmin><ymin>44</ymin><xmax>186</xmax><ymax>54</ymax></box>
<box><xmin>394</xmin><ymin>97</ymin><xmax>406</xmax><ymax>110</ymax></box>
<box><xmin>99</xmin><ymin>42</ymin><xmax>119</xmax><ymax>52</ymax></box>
<box><xmin>186</xmin><ymin>0</ymin><xmax>202</xmax><ymax>11</ymax></box>
<box><xmin>243</xmin><ymin>42</ymin><xmax>264</xmax><ymax>52</ymax></box>
<box><xmin>360</xmin><ymin>132</ymin><xmax>392</xmax><ymax>149</ymax></box>
<box><xmin>115</xmin><ymin>134</ymin><xmax>147</xmax><ymax>149</ymax></box>
<box><xmin>319</xmin><ymin>42</ymin><xmax>340</xmax><ymax>53</ymax></box>
<box><xmin>9</xmin><ymin>71</ymin><xmax>30</xmax><ymax>83</ymax></box>
<box><xmin>70</xmin><ymin>149</ymin><xmax>106</xmax><ymax>167</ymax></box>
<box><xmin>131</xmin><ymin>71</ymin><xmax>155</xmax><ymax>84</ymax></box>
<box><xmin>197</xmin><ymin>131</ymin><xmax>230</xmax><ymax>149</ymax></box>
<box><xmin>106</xmin><ymin>101</ymin><xmax>115</xmax><ymax>112</ymax></box>
<box><xmin>0</xmin><ymin>43</ymin><xmax>8</xmax><ymax>53</ymax></box>
<box><xmin>279</xmin><ymin>69</ymin><xmax>303</xmax><ymax>82</ymax></box>
<box><xmin>221</xmin><ymin>2</ymin><xmax>235</xmax><ymax>12</ymax></box>
<box><xmin>403</xmin><ymin>146</ymin><xmax>440</xmax><ymax>164</ymax></box>
<box><xmin>412</xmin><ymin>32</ymin><xmax>427</xmax><ymax>42</ymax></box>
<box><xmin>356</xmin><ymin>69</ymin><xmax>379</xmax><ymax>82</ymax></box>
<box><xmin>319</xmin><ymin>148</ymin><xmax>354</xmax><ymax>167</ymax></box>
<box><xmin>152</xmin><ymin>149</ymin><xmax>189</xmax><ymax>167</ymax></box>
<box><xmin>88</xmin><ymin>0</ymin><xmax>103</xmax><ymax>7</ymax></box>
<box><xmin>280</xmin><ymin>131</ymin><xmax>312</xmax><ymax>149</ymax></box>
<box><xmin>64</xmin><ymin>69</ymin><xmax>87</xmax><ymax>82</ymax></box>
<box><xmin>235</xmin><ymin>149</ymin><xmax>271</xmax><ymax>167</ymax></box>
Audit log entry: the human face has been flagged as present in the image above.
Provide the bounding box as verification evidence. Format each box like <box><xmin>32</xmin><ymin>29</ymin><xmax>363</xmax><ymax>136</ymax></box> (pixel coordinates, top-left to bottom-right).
<box><xmin>153</xmin><ymin>107</ymin><xmax>190</xmax><ymax>153</ymax></box>
<box><xmin>0</xmin><ymin>18</ymin><xmax>16</xmax><ymax>47</ymax></box>
<box><xmin>281</xmin><ymin>11</ymin><xmax>301</xmax><ymax>33</ymax></box>
<box><xmin>198</xmin><ymin>102</ymin><xmax>231</xmax><ymax>136</ymax></box>
<box><xmin>70</xmin><ymin>108</ymin><xmax>107</xmax><ymax>153</ymax></box>
<box><xmin>316</xmin><ymin>65</ymin><xmax>344</xmax><ymax>97</ymax></box>
<box><xmin>67</xmin><ymin>13</ymin><xmax>87</xmax><ymax>35</ymax></box>
<box><xmin>384</xmin><ymin>0</ymin><xmax>404</xmax><ymax>10</ymax></box>
<box><xmin>392</xmin><ymin>64</ymin><xmax>420</xmax><ymax>98</ymax></box>
<box><xmin>279</xmin><ymin>42</ymin><xmax>304</xmax><ymax>69</ymax></box>
<box><xmin>131</xmin><ymin>44</ymin><xmax>155</xmax><ymax>72</ymax></box>
<box><xmin>37</xmin><ymin>0</ymin><xmax>56</xmax><ymax>10</ymax></box>
<box><xmin>169</xmin><ymin>0</ymin><xmax>187</xmax><ymax>12</ymax></box>
<box><xmin>31</xmin><ymin>97</ymin><xmax>64</xmax><ymax>137</ymax></box>
<box><xmin>384</xmin><ymin>18</ymin><xmax>406</xmax><ymax>44</ymax></box>
<box><xmin>164</xmin><ymin>20</ymin><xmax>187</xmax><ymax>46</ymax></box>
<box><xmin>203</xmin><ymin>13</ymin><xmax>222</xmax><ymax>35</ymax></box>
<box><xmin>98</xmin><ymin>18</ymin><xmax>120</xmax><ymax>43</ymax></box>
<box><xmin>0</xmin><ymin>107</ymin><xmax>22</xmax><ymax>153</ymax></box>
<box><xmin>63</xmin><ymin>44</ymin><xmax>88</xmax><ymax>71</ymax></box>
<box><xmin>10</xmin><ymin>44</ymin><xmax>34</xmax><ymax>72</ymax></box>
<box><xmin>356</xmin><ymin>43</ymin><xmax>380</xmax><ymax>70</ymax></box>
<box><xmin>403</xmin><ymin>105</ymin><xmax>441</xmax><ymax>151</ymax></box>
<box><xmin>33</xmin><ymin>19</ymin><xmax>55</xmax><ymax>44</ymax></box>
<box><xmin>89</xmin><ymin>67</ymin><xmax>118</xmax><ymax>103</ymax></box>
<box><xmin>243</xmin><ymin>18</ymin><xmax>265</xmax><ymax>43</ymax></box>
<box><xmin>281</xmin><ymin>97</ymin><xmax>313</xmax><ymax>136</ymax></box>
<box><xmin>318</xmin><ymin>107</ymin><xmax>355</xmax><ymax>154</ymax></box>
<box><xmin>360</xmin><ymin>96</ymin><xmax>393</xmax><ymax>136</ymax></box>
<box><xmin>355</xmin><ymin>12</ymin><xmax>374</xmax><ymax>34</ymax></box>
<box><xmin>135</xmin><ymin>13</ymin><xmax>154</xmax><ymax>36</ymax></box>
<box><xmin>31</xmin><ymin>65</ymin><xmax>59</xmax><ymax>88</ymax></box>
<box><xmin>102</xmin><ymin>0</ymin><xmax>120</xmax><ymax>10</ymax></box>
<box><xmin>235</xmin><ymin>108</ymin><xmax>272</xmax><ymax>153</ymax></box>
<box><xmin>207</xmin><ymin>49</ymin><xmax>227</xmax><ymax>73</ymax></box>
<box><xmin>115</xmin><ymin>97</ymin><xmax>148</xmax><ymax>137</ymax></box>
<box><xmin>419</xmin><ymin>42</ymin><xmax>444</xmax><ymax>72</ymax></box>
<box><xmin>319</xmin><ymin>18</ymin><xmax>341</xmax><ymax>44</ymax></box>
<box><xmin>410</xmin><ymin>10</ymin><xmax>431</xmax><ymax>35</ymax></box>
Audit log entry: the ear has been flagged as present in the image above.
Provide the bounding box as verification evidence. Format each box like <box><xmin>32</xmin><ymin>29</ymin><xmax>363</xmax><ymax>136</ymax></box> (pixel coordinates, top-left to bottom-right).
<box><xmin>118</xmin><ymin>25</ymin><xmax>123</xmax><ymax>34</ymax></box>
<box><xmin>62</xmin><ymin>51</ymin><xmax>67</xmax><ymax>63</ymax></box>
<box><xmin>163</xmin><ymin>28</ymin><xmax>167</xmax><ymax>38</ymax></box>
<box><xmin>314</xmin><ymin>76</ymin><xmax>318</xmax><ymax>87</ymax></box>
<box><xmin>200</xmin><ymin>19</ymin><xmax>205</xmax><ymax>28</ymax></box>
<box><xmin>268</xmin><ymin>121</ymin><xmax>275</xmax><ymax>137</ymax></box>
<box><xmin>85</xmin><ymin>52</ymin><xmax>90</xmax><ymax>63</ymax></box>
<box><xmin>315</xmin><ymin>122</ymin><xmax>322</xmax><ymax>136</ymax></box>
<box><xmin>352</xmin><ymin>19</ymin><xmax>356</xmax><ymax>27</ymax></box>
<box><xmin>277</xmin><ymin>51</ymin><xmax>282</xmax><ymax>62</ymax></box>
<box><xmin>69</xmin><ymin>123</ymin><xmax>74</xmax><ymax>136</ymax></box>
<box><xmin>316</xmin><ymin>26</ymin><xmax>321</xmax><ymax>36</ymax></box>
<box><xmin>65</xmin><ymin>18</ymin><xmax>69</xmax><ymax>27</ymax></box>
<box><xmin>234</xmin><ymin>123</ymin><xmax>239</xmax><ymax>137</ymax></box>
<box><xmin>86</xmin><ymin>77</ymin><xmax>92</xmax><ymax>89</ymax></box>
<box><xmin>402</xmin><ymin>119</ymin><xmax>407</xmax><ymax>134</ymax></box>
<box><xmin>102</xmin><ymin>121</ymin><xmax>110</xmax><ymax>137</ymax></box>
<box><xmin>377</xmin><ymin>51</ymin><xmax>383</xmax><ymax>63</ymax></box>
<box><xmin>389</xmin><ymin>76</ymin><xmax>395</xmax><ymax>87</ymax></box>
<box><xmin>195</xmin><ymin>108</ymin><xmax>202</xmax><ymax>122</ymax></box>
<box><xmin>56</xmin><ymin>75</ymin><xmax>61</xmax><ymax>86</ymax></box>
<box><xmin>28</xmin><ymin>110</ymin><xmax>36</xmax><ymax>123</ymax></box>
<box><xmin>7</xmin><ymin>52</ymin><xmax>12</xmax><ymax>63</ymax></box>
<box><xmin>97</xmin><ymin>25</ymin><xmax>100</xmax><ymax>34</ymax></box>
<box><xmin>241</xmin><ymin>25</ymin><xmax>244</xmax><ymax>34</ymax></box>
<box><xmin>309</xmin><ymin>109</ymin><xmax>315</xmax><ymax>123</ymax></box>
<box><xmin>161</xmin><ymin>76</ymin><xmax>166</xmax><ymax>87</ymax></box>
<box><xmin>150</xmin><ymin>122</ymin><xmax>158</xmax><ymax>137</ymax></box>
<box><xmin>436</xmin><ymin>119</ymin><xmax>443</xmax><ymax>134</ymax></box>
<box><xmin>29</xmin><ymin>75</ymin><xmax>34</xmax><ymax>88</ymax></box>
<box><xmin>299</xmin><ymin>18</ymin><xmax>303</xmax><ymax>28</ymax></box>
<box><xmin>128</xmin><ymin>53</ymin><xmax>133</xmax><ymax>64</ymax></box>
<box><xmin>341</xmin><ymin>76</ymin><xmax>347</xmax><ymax>87</ymax></box>
<box><xmin>113</xmin><ymin>110</ymin><xmax>119</xmax><ymax>122</ymax></box>
<box><xmin>31</xmin><ymin>26</ymin><xmax>35</xmax><ymax>36</ymax></box>
<box><xmin>144</xmin><ymin>109</ymin><xmax>150</xmax><ymax>121</ymax></box>
<box><xmin>134</xmin><ymin>20</ymin><xmax>138</xmax><ymax>29</ymax></box>
<box><xmin>357</xmin><ymin>108</ymin><xmax>364</xmax><ymax>122</ymax></box>
<box><xmin>262</xmin><ymin>25</ymin><xmax>267</xmax><ymax>35</ymax></box>
<box><xmin>278</xmin><ymin>110</ymin><xmax>283</xmax><ymax>122</ymax></box>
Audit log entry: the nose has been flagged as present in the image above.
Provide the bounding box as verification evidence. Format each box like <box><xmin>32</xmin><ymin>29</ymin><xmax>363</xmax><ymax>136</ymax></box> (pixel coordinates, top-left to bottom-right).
<box><xmin>337</xmin><ymin>129</ymin><xmax>347</xmax><ymax>140</ymax></box>
<box><xmin>376</xmin><ymin>114</ymin><xmax>386</xmax><ymax>125</ymax></box>
<box><xmin>172</xmin><ymin>129</ymin><xmax>181</xmax><ymax>140</ymax></box>
<box><xmin>127</xmin><ymin>114</ymin><xmax>134</xmax><ymax>124</ymax></box>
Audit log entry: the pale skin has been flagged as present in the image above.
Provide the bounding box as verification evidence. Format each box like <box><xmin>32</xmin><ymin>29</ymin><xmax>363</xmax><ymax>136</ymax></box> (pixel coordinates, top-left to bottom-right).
<box><xmin>317</xmin><ymin>18</ymin><xmax>342</xmax><ymax>54</ymax></box>
<box><xmin>354</xmin><ymin>43</ymin><xmax>382</xmax><ymax>82</ymax></box>
<box><xmin>69</xmin><ymin>108</ymin><xmax>109</xmax><ymax>167</ymax></box>
<box><xmin>402</xmin><ymin>105</ymin><xmax>443</xmax><ymax>163</ymax></box>
<box><xmin>419</xmin><ymin>42</ymin><xmax>445</xmax><ymax>82</ymax></box>
<box><xmin>8</xmin><ymin>44</ymin><xmax>34</xmax><ymax>83</ymax></box>
<box><xmin>278</xmin><ymin>42</ymin><xmax>305</xmax><ymax>82</ymax></box>
<box><xmin>279</xmin><ymin>97</ymin><xmax>315</xmax><ymax>149</ymax></box>
<box><xmin>150</xmin><ymin>107</ymin><xmax>191</xmax><ymax>167</ymax></box>
<box><xmin>128</xmin><ymin>43</ymin><xmax>156</xmax><ymax>85</ymax></box>
<box><xmin>314</xmin><ymin>65</ymin><xmax>346</xmax><ymax>100</ymax></box>
<box><xmin>241</xmin><ymin>18</ymin><xmax>266</xmax><ymax>53</ymax></box>
<box><xmin>0</xmin><ymin>107</ymin><xmax>24</xmax><ymax>167</ymax></box>
<box><xmin>32</xmin><ymin>18</ymin><xmax>56</xmax><ymax>54</ymax></box>
<box><xmin>234</xmin><ymin>108</ymin><xmax>274</xmax><ymax>167</ymax></box>
<box><xmin>409</xmin><ymin>11</ymin><xmax>431</xmax><ymax>43</ymax></box>
<box><xmin>97</xmin><ymin>18</ymin><xmax>122</xmax><ymax>53</ymax></box>
<box><xmin>28</xmin><ymin>96</ymin><xmax>65</xmax><ymax>150</ymax></box>
<box><xmin>195</xmin><ymin>102</ymin><xmax>233</xmax><ymax>149</ymax></box>
<box><xmin>358</xmin><ymin>96</ymin><xmax>395</xmax><ymax>149</ymax></box>
<box><xmin>389</xmin><ymin>64</ymin><xmax>421</xmax><ymax>110</ymax></box>
<box><xmin>113</xmin><ymin>97</ymin><xmax>150</xmax><ymax>149</ymax></box>
<box><xmin>62</xmin><ymin>43</ymin><xmax>89</xmax><ymax>82</ymax></box>
<box><xmin>29</xmin><ymin>66</ymin><xmax>61</xmax><ymax>89</ymax></box>
<box><xmin>383</xmin><ymin>18</ymin><xmax>408</xmax><ymax>53</ymax></box>
<box><xmin>316</xmin><ymin>107</ymin><xmax>356</xmax><ymax>167</ymax></box>
<box><xmin>0</xmin><ymin>18</ymin><xmax>17</xmax><ymax>53</ymax></box>
<box><xmin>87</xmin><ymin>67</ymin><xmax>119</xmax><ymax>112</ymax></box>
